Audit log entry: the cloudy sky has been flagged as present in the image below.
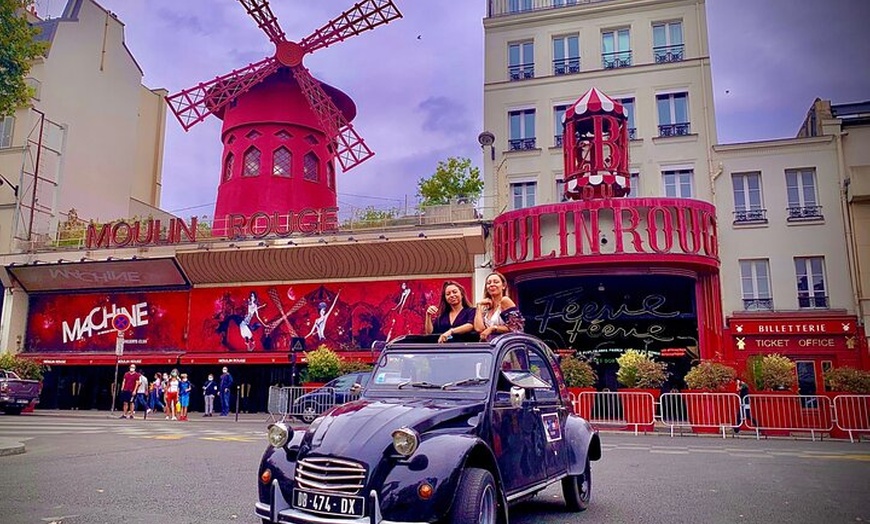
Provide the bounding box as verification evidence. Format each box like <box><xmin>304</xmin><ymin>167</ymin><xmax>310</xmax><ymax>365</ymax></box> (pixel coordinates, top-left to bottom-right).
<box><xmin>37</xmin><ymin>0</ymin><xmax>870</xmax><ymax>220</ymax></box>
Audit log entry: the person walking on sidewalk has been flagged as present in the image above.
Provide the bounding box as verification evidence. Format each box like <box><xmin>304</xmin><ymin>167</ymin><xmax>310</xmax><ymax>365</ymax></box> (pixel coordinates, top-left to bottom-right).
<box><xmin>165</xmin><ymin>370</ymin><xmax>180</xmax><ymax>420</ymax></box>
<box><xmin>220</xmin><ymin>367</ymin><xmax>233</xmax><ymax>416</ymax></box>
<box><xmin>133</xmin><ymin>372</ymin><xmax>150</xmax><ymax>416</ymax></box>
<box><xmin>120</xmin><ymin>364</ymin><xmax>140</xmax><ymax>419</ymax></box>
<box><xmin>178</xmin><ymin>373</ymin><xmax>192</xmax><ymax>421</ymax></box>
<box><xmin>150</xmin><ymin>372</ymin><xmax>165</xmax><ymax>413</ymax></box>
<box><xmin>202</xmin><ymin>374</ymin><xmax>218</xmax><ymax>417</ymax></box>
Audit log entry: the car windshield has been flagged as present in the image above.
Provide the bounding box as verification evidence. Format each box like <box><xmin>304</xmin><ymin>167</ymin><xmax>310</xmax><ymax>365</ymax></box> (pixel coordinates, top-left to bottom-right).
<box><xmin>370</xmin><ymin>351</ymin><xmax>494</xmax><ymax>393</ymax></box>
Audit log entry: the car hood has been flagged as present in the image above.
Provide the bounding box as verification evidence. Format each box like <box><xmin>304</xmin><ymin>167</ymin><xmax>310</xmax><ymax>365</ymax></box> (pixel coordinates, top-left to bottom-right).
<box><xmin>300</xmin><ymin>397</ymin><xmax>486</xmax><ymax>462</ymax></box>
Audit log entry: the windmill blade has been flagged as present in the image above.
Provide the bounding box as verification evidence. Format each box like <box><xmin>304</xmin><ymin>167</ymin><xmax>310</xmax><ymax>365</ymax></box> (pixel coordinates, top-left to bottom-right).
<box><xmin>293</xmin><ymin>65</ymin><xmax>374</xmax><ymax>171</ymax></box>
<box><xmin>238</xmin><ymin>0</ymin><xmax>286</xmax><ymax>44</ymax></box>
<box><xmin>166</xmin><ymin>56</ymin><xmax>279</xmax><ymax>131</ymax></box>
<box><xmin>301</xmin><ymin>0</ymin><xmax>402</xmax><ymax>55</ymax></box>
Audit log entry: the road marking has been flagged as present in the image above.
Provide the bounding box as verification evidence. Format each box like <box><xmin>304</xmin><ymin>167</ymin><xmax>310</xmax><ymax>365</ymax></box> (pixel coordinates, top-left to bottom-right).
<box><xmin>649</xmin><ymin>449</ymin><xmax>689</xmax><ymax>455</ymax></box>
<box><xmin>199</xmin><ymin>436</ymin><xmax>258</xmax><ymax>442</ymax></box>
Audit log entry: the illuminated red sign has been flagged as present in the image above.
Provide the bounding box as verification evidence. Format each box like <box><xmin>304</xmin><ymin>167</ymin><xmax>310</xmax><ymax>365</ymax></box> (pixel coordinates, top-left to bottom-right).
<box><xmin>730</xmin><ymin>319</ymin><xmax>856</xmax><ymax>336</ymax></box>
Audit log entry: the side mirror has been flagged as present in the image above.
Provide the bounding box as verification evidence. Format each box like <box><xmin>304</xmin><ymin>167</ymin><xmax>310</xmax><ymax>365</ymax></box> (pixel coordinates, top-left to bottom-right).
<box><xmin>510</xmin><ymin>386</ymin><xmax>525</xmax><ymax>408</ymax></box>
<box><xmin>350</xmin><ymin>383</ymin><xmax>362</xmax><ymax>395</ymax></box>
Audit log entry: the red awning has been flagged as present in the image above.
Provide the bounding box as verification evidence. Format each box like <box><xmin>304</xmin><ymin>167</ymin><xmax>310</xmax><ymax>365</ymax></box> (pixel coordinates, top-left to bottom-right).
<box><xmin>23</xmin><ymin>352</ymin><xmax>184</xmax><ymax>366</ymax></box>
<box><xmin>181</xmin><ymin>351</ymin><xmax>380</xmax><ymax>366</ymax></box>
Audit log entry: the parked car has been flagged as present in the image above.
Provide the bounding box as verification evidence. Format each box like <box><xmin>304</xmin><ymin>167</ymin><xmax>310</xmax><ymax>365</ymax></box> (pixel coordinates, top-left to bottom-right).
<box><xmin>0</xmin><ymin>369</ymin><xmax>41</xmax><ymax>415</ymax></box>
<box><xmin>256</xmin><ymin>333</ymin><xmax>602</xmax><ymax>523</ymax></box>
<box><xmin>293</xmin><ymin>371</ymin><xmax>371</xmax><ymax>423</ymax></box>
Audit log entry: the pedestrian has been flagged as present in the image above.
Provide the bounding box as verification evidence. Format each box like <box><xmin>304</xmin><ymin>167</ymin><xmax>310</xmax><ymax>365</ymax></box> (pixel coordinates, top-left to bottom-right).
<box><xmin>178</xmin><ymin>373</ymin><xmax>192</xmax><ymax>421</ymax></box>
<box><xmin>473</xmin><ymin>272</ymin><xmax>525</xmax><ymax>340</ymax></box>
<box><xmin>161</xmin><ymin>372</ymin><xmax>170</xmax><ymax>417</ymax></box>
<box><xmin>119</xmin><ymin>364</ymin><xmax>140</xmax><ymax>419</ymax></box>
<box><xmin>734</xmin><ymin>377</ymin><xmax>758</xmax><ymax>433</ymax></box>
<box><xmin>165</xmin><ymin>369</ymin><xmax>180</xmax><ymax>420</ymax></box>
<box><xmin>133</xmin><ymin>371</ymin><xmax>150</xmax><ymax>416</ymax></box>
<box><xmin>150</xmin><ymin>372</ymin><xmax>165</xmax><ymax>413</ymax></box>
<box><xmin>220</xmin><ymin>366</ymin><xmax>234</xmax><ymax>416</ymax></box>
<box><xmin>424</xmin><ymin>280</ymin><xmax>478</xmax><ymax>343</ymax></box>
<box><xmin>202</xmin><ymin>374</ymin><xmax>218</xmax><ymax>417</ymax></box>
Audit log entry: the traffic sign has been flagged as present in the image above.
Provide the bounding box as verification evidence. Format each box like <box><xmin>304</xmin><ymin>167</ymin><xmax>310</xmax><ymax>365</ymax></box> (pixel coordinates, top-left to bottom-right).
<box><xmin>291</xmin><ymin>337</ymin><xmax>305</xmax><ymax>353</ymax></box>
<box><xmin>112</xmin><ymin>313</ymin><xmax>132</xmax><ymax>333</ymax></box>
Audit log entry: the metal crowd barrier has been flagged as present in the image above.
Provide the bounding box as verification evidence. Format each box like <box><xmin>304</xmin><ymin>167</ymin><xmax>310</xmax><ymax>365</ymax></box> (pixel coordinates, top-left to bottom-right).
<box><xmin>745</xmin><ymin>394</ymin><xmax>833</xmax><ymax>441</ymax></box>
<box><xmin>267</xmin><ymin>386</ymin><xmax>363</xmax><ymax>423</ymax></box>
<box><xmin>575</xmin><ymin>391</ymin><xmax>657</xmax><ymax>435</ymax></box>
<box><xmin>659</xmin><ymin>392</ymin><xmax>741</xmax><ymax>439</ymax></box>
<box><xmin>833</xmin><ymin>395</ymin><xmax>870</xmax><ymax>443</ymax></box>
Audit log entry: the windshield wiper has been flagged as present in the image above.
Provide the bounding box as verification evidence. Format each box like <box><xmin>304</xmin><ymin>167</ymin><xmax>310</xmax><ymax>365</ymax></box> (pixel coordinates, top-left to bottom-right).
<box><xmin>397</xmin><ymin>380</ymin><xmax>443</xmax><ymax>390</ymax></box>
<box><xmin>441</xmin><ymin>378</ymin><xmax>490</xmax><ymax>389</ymax></box>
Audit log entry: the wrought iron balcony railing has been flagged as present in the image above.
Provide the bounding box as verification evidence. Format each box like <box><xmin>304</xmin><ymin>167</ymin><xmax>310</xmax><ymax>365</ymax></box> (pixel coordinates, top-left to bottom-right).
<box><xmin>488</xmin><ymin>0</ymin><xmax>612</xmax><ymax>18</ymax></box>
<box><xmin>602</xmin><ymin>51</ymin><xmax>632</xmax><ymax>69</ymax></box>
<box><xmin>787</xmin><ymin>205</ymin><xmax>823</xmax><ymax>221</ymax></box>
<box><xmin>733</xmin><ymin>208</ymin><xmax>767</xmax><ymax>224</ymax></box>
<box><xmin>508</xmin><ymin>64</ymin><xmax>535</xmax><ymax>81</ymax></box>
<box><xmin>798</xmin><ymin>295</ymin><xmax>829</xmax><ymax>309</ymax></box>
<box><xmin>553</xmin><ymin>57</ymin><xmax>581</xmax><ymax>75</ymax></box>
<box><xmin>508</xmin><ymin>137</ymin><xmax>537</xmax><ymax>151</ymax></box>
<box><xmin>743</xmin><ymin>298</ymin><xmax>774</xmax><ymax>311</ymax></box>
<box><xmin>628</xmin><ymin>127</ymin><xmax>637</xmax><ymax>140</ymax></box>
<box><xmin>658</xmin><ymin>122</ymin><xmax>691</xmax><ymax>137</ymax></box>
<box><xmin>554</xmin><ymin>134</ymin><xmax>563</xmax><ymax>148</ymax></box>
<box><xmin>654</xmin><ymin>44</ymin><xmax>685</xmax><ymax>63</ymax></box>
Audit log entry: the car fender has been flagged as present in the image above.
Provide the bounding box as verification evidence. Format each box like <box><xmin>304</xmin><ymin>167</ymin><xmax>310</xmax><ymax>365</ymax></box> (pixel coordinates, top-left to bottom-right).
<box><xmin>378</xmin><ymin>433</ymin><xmax>508</xmax><ymax>523</ymax></box>
<box><xmin>563</xmin><ymin>415</ymin><xmax>601</xmax><ymax>476</ymax></box>
<box><xmin>258</xmin><ymin>430</ymin><xmax>305</xmax><ymax>506</ymax></box>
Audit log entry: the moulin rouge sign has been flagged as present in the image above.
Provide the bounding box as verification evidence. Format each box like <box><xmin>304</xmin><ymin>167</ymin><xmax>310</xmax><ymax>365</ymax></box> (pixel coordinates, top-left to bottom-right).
<box><xmin>493</xmin><ymin>198</ymin><xmax>718</xmax><ymax>267</ymax></box>
<box><xmin>85</xmin><ymin>208</ymin><xmax>339</xmax><ymax>249</ymax></box>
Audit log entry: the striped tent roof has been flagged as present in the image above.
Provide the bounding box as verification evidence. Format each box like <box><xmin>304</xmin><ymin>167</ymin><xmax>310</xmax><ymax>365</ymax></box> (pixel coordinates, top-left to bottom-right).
<box><xmin>565</xmin><ymin>87</ymin><xmax>627</xmax><ymax>119</ymax></box>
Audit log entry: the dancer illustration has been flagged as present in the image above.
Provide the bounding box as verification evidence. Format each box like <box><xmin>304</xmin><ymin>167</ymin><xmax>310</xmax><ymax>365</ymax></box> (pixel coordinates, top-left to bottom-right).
<box><xmin>392</xmin><ymin>282</ymin><xmax>411</xmax><ymax>313</ymax></box>
<box><xmin>241</xmin><ymin>291</ymin><xmax>266</xmax><ymax>351</ymax></box>
<box><xmin>305</xmin><ymin>290</ymin><xmax>341</xmax><ymax>341</ymax></box>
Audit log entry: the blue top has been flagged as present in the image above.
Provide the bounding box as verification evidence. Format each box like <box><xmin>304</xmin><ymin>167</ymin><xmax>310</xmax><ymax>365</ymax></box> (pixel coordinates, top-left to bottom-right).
<box><xmin>220</xmin><ymin>372</ymin><xmax>233</xmax><ymax>390</ymax></box>
<box><xmin>179</xmin><ymin>380</ymin><xmax>192</xmax><ymax>398</ymax></box>
<box><xmin>203</xmin><ymin>380</ymin><xmax>218</xmax><ymax>396</ymax></box>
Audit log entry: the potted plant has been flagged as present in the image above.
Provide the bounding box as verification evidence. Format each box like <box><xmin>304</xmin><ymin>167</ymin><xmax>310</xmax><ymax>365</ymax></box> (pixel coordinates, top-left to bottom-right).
<box><xmin>560</xmin><ymin>355</ymin><xmax>597</xmax><ymax>418</ymax></box>
<box><xmin>750</xmin><ymin>354</ymin><xmax>798</xmax><ymax>435</ymax></box>
<box><xmin>617</xmin><ymin>350</ymin><xmax>669</xmax><ymax>431</ymax></box>
<box><xmin>303</xmin><ymin>345</ymin><xmax>342</xmax><ymax>388</ymax></box>
<box><xmin>824</xmin><ymin>367</ymin><xmax>870</xmax><ymax>439</ymax></box>
<box><xmin>683</xmin><ymin>361</ymin><xmax>737</xmax><ymax>433</ymax></box>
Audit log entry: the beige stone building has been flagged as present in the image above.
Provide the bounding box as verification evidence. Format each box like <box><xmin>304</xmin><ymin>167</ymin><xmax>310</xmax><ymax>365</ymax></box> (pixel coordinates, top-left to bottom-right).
<box><xmin>0</xmin><ymin>0</ymin><xmax>168</xmax><ymax>254</ymax></box>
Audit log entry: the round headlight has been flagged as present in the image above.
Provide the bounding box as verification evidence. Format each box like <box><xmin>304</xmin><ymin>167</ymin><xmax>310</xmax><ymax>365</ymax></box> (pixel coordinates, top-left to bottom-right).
<box><xmin>267</xmin><ymin>423</ymin><xmax>291</xmax><ymax>448</ymax></box>
<box><xmin>391</xmin><ymin>427</ymin><xmax>419</xmax><ymax>456</ymax></box>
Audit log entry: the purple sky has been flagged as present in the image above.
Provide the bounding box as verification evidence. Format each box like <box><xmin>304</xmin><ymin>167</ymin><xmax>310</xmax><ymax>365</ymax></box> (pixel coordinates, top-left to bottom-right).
<box><xmin>37</xmin><ymin>0</ymin><xmax>870</xmax><ymax>219</ymax></box>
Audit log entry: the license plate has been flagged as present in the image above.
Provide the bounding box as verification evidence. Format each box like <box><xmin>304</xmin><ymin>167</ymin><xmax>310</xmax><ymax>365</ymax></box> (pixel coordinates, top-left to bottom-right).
<box><xmin>293</xmin><ymin>488</ymin><xmax>364</xmax><ymax>518</ymax></box>
<box><xmin>17</xmin><ymin>400</ymin><xmax>30</xmax><ymax>405</ymax></box>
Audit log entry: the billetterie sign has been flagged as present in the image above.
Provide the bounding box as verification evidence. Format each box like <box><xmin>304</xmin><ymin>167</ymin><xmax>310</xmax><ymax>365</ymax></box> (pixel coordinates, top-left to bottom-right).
<box><xmin>86</xmin><ymin>207</ymin><xmax>339</xmax><ymax>249</ymax></box>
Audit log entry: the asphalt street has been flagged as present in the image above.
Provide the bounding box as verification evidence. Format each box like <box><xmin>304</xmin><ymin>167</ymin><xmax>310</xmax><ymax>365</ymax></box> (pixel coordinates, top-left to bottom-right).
<box><xmin>0</xmin><ymin>411</ymin><xmax>868</xmax><ymax>524</ymax></box>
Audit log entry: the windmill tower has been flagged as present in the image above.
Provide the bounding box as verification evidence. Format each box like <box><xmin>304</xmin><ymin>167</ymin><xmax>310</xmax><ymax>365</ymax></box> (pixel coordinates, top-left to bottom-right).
<box><xmin>165</xmin><ymin>0</ymin><xmax>402</xmax><ymax>235</ymax></box>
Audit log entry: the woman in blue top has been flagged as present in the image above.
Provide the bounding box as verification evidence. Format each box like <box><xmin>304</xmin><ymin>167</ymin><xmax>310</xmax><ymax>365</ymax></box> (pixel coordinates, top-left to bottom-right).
<box><xmin>424</xmin><ymin>281</ymin><xmax>477</xmax><ymax>343</ymax></box>
<box><xmin>178</xmin><ymin>373</ymin><xmax>193</xmax><ymax>421</ymax></box>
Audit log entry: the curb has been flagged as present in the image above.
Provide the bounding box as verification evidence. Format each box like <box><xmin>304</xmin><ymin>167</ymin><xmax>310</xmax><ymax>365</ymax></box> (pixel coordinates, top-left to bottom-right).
<box><xmin>0</xmin><ymin>438</ymin><xmax>25</xmax><ymax>457</ymax></box>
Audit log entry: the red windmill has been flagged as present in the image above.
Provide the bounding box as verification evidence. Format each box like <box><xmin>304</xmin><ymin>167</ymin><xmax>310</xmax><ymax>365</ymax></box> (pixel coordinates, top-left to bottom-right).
<box><xmin>165</xmin><ymin>0</ymin><xmax>403</xmax><ymax>236</ymax></box>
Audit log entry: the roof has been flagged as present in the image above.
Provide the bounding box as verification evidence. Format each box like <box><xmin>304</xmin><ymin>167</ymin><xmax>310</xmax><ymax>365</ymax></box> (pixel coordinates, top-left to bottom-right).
<box><xmin>832</xmin><ymin>100</ymin><xmax>870</xmax><ymax>126</ymax></box>
<box><xmin>565</xmin><ymin>87</ymin><xmax>627</xmax><ymax>120</ymax></box>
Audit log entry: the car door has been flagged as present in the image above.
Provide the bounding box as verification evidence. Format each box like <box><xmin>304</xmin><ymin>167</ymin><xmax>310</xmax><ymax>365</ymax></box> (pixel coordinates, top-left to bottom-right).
<box><xmin>491</xmin><ymin>344</ymin><xmax>549</xmax><ymax>494</ymax></box>
<box><xmin>526</xmin><ymin>346</ymin><xmax>569</xmax><ymax>479</ymax></box>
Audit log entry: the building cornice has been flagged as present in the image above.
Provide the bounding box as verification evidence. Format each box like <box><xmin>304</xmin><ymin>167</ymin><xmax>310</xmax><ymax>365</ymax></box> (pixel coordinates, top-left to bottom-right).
<box><xmin>484</xmin><ymin>0</ymin><xmax>704</xmax><ymax>29</ymax></box>
<box><xmin>712</xmin><ymin>135</ymin><xmax>834</xmax><ymax>155</ymax></box>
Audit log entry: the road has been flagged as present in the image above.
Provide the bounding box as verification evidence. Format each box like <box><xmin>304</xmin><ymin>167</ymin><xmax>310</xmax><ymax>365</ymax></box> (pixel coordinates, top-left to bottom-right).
<box><xmin>0</xmin><ymin>411</ymin><xmax>868</xmax><ymax>524</ymax></box>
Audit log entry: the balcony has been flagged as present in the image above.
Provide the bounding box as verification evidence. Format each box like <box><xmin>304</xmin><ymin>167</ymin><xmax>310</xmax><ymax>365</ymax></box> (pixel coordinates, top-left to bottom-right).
<box><xmin>733</xmin><ymin>208</ymin><xmax>767</xmax><ymax>224</ymax></box>
<box><xmin>798</xmin><ymin>295</ymin><xmax>829</xmax><ymax>309</ymax></box>
<box><xmin>602</xmin><ymin>51</ymin><xmax>632</xmax><ymax>69</ymax></box>
<box><xmin>553</xmin><ymin>57</ymin><xmax>580</xmax><ymax>75</ymax></box>
<box><xmin>787</xmin><ymin>205</ymin><xmax>824</xmax><ymax>221</ymax></box>
<box><xmin>658</xmin><ymin>122</ymin><xmax>691</xmax><ymax>137</ymax></box>
<box><xmin>654</xmin><ymin>44</ymin><xmax>685</xmax><ymax>63</ymax></box>
<box><xmin>628</xmin><ymin>127</ymin><xmax>637</xmax><ymax>140</ymax></box>
<box><xmin>554</xmin><ymin>134</ymin><xmax>563</xmax><ymax>148</ymax></box>
<box><xmin>508</xmin><ymin>63</ymin><xmax>535</xmax><ymax>81</ymax></box>
<box><xmin>509</xmin><ymin>137</ymin><xmax>537</xmax><ymax>151</ymax></box>
<box><xmin>487</xmin><ymin>0</ymin><xmax>613</xmax><ymax>17</ymax></box>
<box><xmin>743</xmin><ymin>298</ymin><xmax>773</xmax><ymax>311</ymax></box>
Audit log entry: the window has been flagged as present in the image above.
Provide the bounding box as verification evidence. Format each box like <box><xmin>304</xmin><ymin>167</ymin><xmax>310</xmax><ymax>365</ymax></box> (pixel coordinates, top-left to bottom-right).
<box><xmin>657</xmin><ymin>92</ymin><xmax>690</xmax><ymax>136</ymax></box>
<box><xmin>602</xmin><ymin>28</ymin><xmax>631</xmax><ymax>68</ymax></box>
<box><xmin>223</xmin><ymin>152</ymin><xmax>234</xmax><ymax>181</ymax></box>
<box><xmin>303</xmin><ymin>152</ymin><xmax>319</xmax><ymax>182</ymax></box>
<box><xmin>786</xmin><ymin>168</ymin><xmax>823</xmax><ymax>220</ymax></box>
<box><xmin>0</xmin><ymin>116</ymin><xmax>13</xmax><ymax>148</ymax></box>
<box><xmin>527</xmin><ymin>349</ymin><xmax>558</xmax><ymax>402</ymax></box>
<box><xmin>26</xmin><ymin>77</ymin><xmax>41</xmax><ymax>100</ymax></box>
<box><xmin>653</xmin><ymin>21</ymin><xmax>684</xmax><ymax>63</ymax></box>
<box><xmin>555</xmin><ymin>176</ymin><xmax>570</xmax><ymax>202</ymax></box>
<box><xmin>245</xmin><ymin>129</ymin><xmax>262</xmax><ymax>140</ymax></box>
<box><xmin>272</xmin><ymin>147</ymin><xmax>292</xmax><ymax>177</ymax></box>
<box><xmin>275</xmin><ymin>130</ymin><xmax>292</xmax><ymax>140</ymax></box>
<box><xmin>327</xmin><ymin>162</ymin><xmax>335</xmax><ymax>189</ymax></box>
<box><xmin>508</xmin><ymin>0</ymin><xmax>532</xmax><ymax>13</ymax></box>
<box><xmin>795</xmin><ymin>256</ymin><xmax>828</xmax><ymax>308</ymax></box>
<box><xmin>553</xmin><ymin>105</ymin><xmax>569</xmax><ymax>147</ymax></box>
<box><xmin>508</xmin><ymin>109</ymin><xmax>536</xmax><ymax>150</ymax></box>
<box><xmin>796</xmin><ymin>361</ymin><xmax>817</xmax><ymax>397</ymax></box>
<box><xmin>618</xmin><ymin>97</ymin><xmax>636</xmax><ymax>139</ymax></box>
<box><xmin>740</xmin><ymin>259</ymin><xmax>773</xmax><ymax>310</ymax></box>
<box><xmin>553</xmin><ymin>35</ymin><xmax>580</xmax><ymax>75</ymax></box>
<box><xmin>243</xmin><ymin>147</ymin><xmax>261</xmax><ymax>177</ymax></box>
<box><xmin>511</xmin><ymin>181</ymin><xmax>536</xmax><ymax>209</ymax></box>
<box><xmin>822</xmin><ymin>361</ymin><xmax>833</xmax><ymax>392</ymax></box>
<box><xmin>732</xmin><ymin>172</ymin><xmax>766</xmax><ymax>223</ymax></box>
<box><xmin>630</xmin><ymin>170</ymin><xmax>640</xmax><ymax>194</ymax></box>
<box><xmin>662</xmin><ymin>169</ymin><xmax>693</xmax><ymax>198</ymax></box>
<box><xmin>508</xmin><ymin>41</ymin><xmax>534</xmax><ymax>80</ymax></box>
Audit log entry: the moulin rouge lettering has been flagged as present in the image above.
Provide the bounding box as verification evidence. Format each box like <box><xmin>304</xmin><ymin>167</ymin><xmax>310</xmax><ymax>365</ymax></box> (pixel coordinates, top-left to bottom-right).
<box><xmin>62</xmin><ymin>302</ymin><xmax>149</xmax><ymax>343</ymax></box>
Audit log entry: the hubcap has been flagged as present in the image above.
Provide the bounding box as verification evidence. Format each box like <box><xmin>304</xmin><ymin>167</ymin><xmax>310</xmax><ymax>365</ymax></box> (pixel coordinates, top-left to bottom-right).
<box><xmin>479</xmin><ymin>484</ymin><xmax>496</xmax><ymax>524</ymax></box>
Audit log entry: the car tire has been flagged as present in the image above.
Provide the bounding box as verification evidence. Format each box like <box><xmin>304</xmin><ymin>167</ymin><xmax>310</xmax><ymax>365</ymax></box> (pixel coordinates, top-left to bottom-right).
<box><xmin>562</xmin><ymin>457</ymin><xmax>591</xmax><ymax>512</ymax></box>
<box><xmin>300</xmin><ymin>403</ymin><xmax>319</xmax><ymax>424</ymax></box>
<box><xmin>450</xmin><ymin>468</ymin><xmax>497</xmax><ymax>524</ymax></box>
<box><xmin>4</xmin><ymin>406</ymin><xmax>23</xmax><ymax>416</ymax></box>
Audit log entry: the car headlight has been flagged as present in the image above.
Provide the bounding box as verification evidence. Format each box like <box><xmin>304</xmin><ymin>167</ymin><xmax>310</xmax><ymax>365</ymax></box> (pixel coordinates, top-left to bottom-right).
<box><xmin>267</xmin><ymin>422</ymin><xmax>291</xmax><ymax>448</ymax></box>
<box><xmin>391</xmin><ymin>427</ymin><xmax>419</xmax><ymax>456</ymax></box>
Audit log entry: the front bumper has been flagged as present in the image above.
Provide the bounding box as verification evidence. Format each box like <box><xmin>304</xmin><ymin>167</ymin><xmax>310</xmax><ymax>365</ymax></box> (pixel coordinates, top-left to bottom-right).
<box><xmin>255</xmin><ymin>480</ymin><xmax>427</xmax><ymax>524</ymax></box>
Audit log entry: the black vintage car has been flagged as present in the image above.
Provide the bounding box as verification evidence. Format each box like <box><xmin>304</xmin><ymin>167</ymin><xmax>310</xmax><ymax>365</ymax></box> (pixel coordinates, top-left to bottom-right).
<box><xmin>255</xmin><ymin>333</ymin><xmax>602</xmax><ymax>524</ymax></box>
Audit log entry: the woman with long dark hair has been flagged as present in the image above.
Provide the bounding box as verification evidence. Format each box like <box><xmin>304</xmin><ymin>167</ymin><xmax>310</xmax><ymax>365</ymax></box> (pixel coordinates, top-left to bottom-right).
<box><xmin>424</xmin><ymin>281</ymin><xmax>477</xmax><ymax>343</ymax></box>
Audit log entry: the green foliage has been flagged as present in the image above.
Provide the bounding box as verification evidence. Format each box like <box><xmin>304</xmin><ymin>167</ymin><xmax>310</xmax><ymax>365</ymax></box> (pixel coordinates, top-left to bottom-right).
<box><xmin>304</xmin><ymin>345</ymin><xmax>342</xmax><ymax>382</ymax></box>
<box><xmin>756</xmin><ymin>353</ymin><xmax>797</xmax><ymax>391</ymax></box>
<box><xmin>417</xmin><ymin>157</ymin><xmax>483</xmax><ymax>206</ymax></box>
<box><xmin>684</xmin><ymin>361</ymin><xmax>737</xmax><ymax>391</ymax></box>
<box><xmin>0</xmin><ymin>352</ymin><xmax>44</xmax><ymax>381</ymax></box>
<box><xmin>560</xmin><ymin>356</ymin><xmax>597</xmax><ymax>388</ymax></box>
<box><xmin>616</xmin><ymin>350</ymin><xmax>669</xmax><ymax>389</ymax></box>
<box><xmin>0</xmin><ymin>1</ymin><xmax>47</xmax><ymax>117</ymax></box>
<box><xmin>343</xmin><ymin>206</ymin><xmax>399</xmax><ymax>229</ymax></box>
<box><xmin>338</xmin><ymin>359</ymin><xmax>372</xmax><ymax>375</ymax></box>
<box><xmin>825</xmin><ymin>367</ymin><xmax>870</xmax><ymax>394</ymax></box>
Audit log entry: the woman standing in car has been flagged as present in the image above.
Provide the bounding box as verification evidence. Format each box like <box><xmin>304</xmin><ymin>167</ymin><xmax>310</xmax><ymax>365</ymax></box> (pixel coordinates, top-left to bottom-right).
<box><xmin>424</xmin><ymin>281</ymin><xmax>477</xmax><ymax>343</ymax></box>
<box><xmin>474</xmin><ymin>272</ymin><xmax>525</xmax><ymax>340</ymax></box>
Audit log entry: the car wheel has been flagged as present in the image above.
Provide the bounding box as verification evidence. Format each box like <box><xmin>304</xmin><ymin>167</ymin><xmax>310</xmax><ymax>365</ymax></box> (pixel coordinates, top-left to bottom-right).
<box><xmin>450</xmin><ymin>468</ymin><xmax>497</xmax><ymax>524</ymax></box>
<box><xmin>300</xmin><ymin>403</ymin><xmax>319</xmax><ymax>424</ymax></box>
<box><xmin>4</xmin><ymin>406</ymin><xmax>23</xmax><ymax>416</ymax></box>
<box><xmin>562</xmin><ymin>457</ymin><xmax>591</xmax><ymax>512</ymax></box>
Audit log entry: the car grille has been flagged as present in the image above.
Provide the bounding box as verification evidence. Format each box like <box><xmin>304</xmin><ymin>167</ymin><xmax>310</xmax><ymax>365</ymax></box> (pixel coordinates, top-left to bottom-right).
<box><xmin>295</xmin><ymin>457</ymin><xmax>367</xmax><ymax>495</ymax></box>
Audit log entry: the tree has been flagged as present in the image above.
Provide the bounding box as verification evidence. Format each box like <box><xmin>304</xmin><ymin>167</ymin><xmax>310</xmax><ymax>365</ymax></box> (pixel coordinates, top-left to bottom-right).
<box><xmin>417</xmin><ymin>156</ymin><xmax>483</xmax><ymax>207</ymax></box>
<box><xmin>0</xmin><ymin>0</ymin><xmax>46</xmax><ymax>117</ymax></box>
<box><xmin>343</xmin><ymin>206</ymin><xmax>399</xmax><ymax>228</ymax></box>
